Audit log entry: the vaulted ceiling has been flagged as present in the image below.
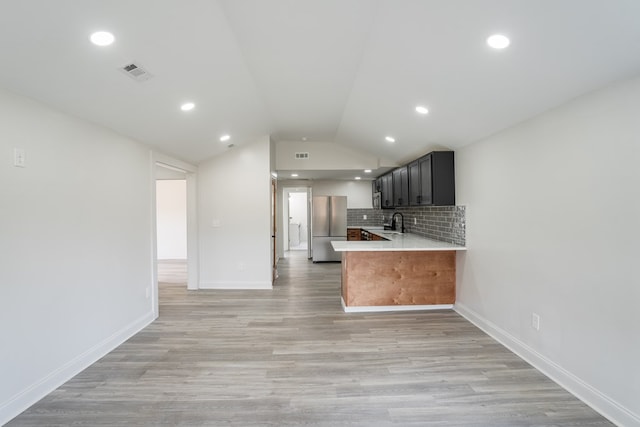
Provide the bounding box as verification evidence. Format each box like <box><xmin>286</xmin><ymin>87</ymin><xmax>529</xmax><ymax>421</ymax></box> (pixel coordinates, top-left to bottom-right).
<box><xmin>2</xmin><ymin>0</ymin><xmax>640</xmax><ymax>175</ymax></box>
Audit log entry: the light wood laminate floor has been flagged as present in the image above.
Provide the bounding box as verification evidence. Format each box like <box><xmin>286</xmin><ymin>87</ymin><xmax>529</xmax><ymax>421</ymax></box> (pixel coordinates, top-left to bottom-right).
<box><xmin>8</xmin><ymin>251</ymin><xmax>612</xmax><ymax>426</ymax></box>
<box><xmin>157</xmin><ymin>259</ymin><xmax>188</xmax><ymax>283</ymax></box>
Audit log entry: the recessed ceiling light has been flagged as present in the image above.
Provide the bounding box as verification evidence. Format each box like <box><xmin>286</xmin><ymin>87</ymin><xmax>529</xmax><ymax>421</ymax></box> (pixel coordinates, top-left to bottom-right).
<box><xmin>415</xmin><ymin>105</ymin><xmax>429</xmax><ymax>115</ymax></box>
<box><xmin>355</xmin><ymin>176</ymin><xmax>361</xmax><ymax>180</ymax></box>
<box><xmin>180</xmin><ymin>102</ymin><xmax>195</xmax><ymax>111</ymax></box>
<box><xmin>487</xmin><ymin>34</ymin><xmax>510</xmax><ymax>49</ymax></box>
<box><xmin>220</xmin><ymin>134</ymin><xmax>231</xmax><ymax>142</ymax></box>
<box><xmin>302</xmin><ymin>137</ymin><xmax>307</xmax><ymax>141</ymax></box>
<box><xmin>291</xmin><ymin>173</ymin><xmax>298</xmax><ymax>177</ymax></box>
<box><xmin>364</xmin><ymin>169</ymin><xmax>372</xmax><ymax>173</ymax></box>
<box><xmin>385</xmin><ymin>136</ymin><xmax>396</xmax><ymax>143</ymax></box>
<box><xmin>90</xmin><ymin>31</ymin><xmax>115</xmax><ymax>46</ymax></box>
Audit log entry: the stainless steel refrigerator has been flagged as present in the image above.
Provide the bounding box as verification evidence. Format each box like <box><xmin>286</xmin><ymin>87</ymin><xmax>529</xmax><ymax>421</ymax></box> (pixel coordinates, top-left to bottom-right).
<box><xmin>311</xmin><ymin>196</ymin><xmax>347</xmax><ymax>262</ymax></box>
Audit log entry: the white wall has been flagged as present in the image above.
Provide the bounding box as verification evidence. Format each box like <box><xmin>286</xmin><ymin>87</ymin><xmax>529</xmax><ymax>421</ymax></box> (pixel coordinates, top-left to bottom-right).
<box><xmin>455</xmin><ymin>75</ymin><xmax>640</xmax><ymax>426</ymax></box>
<box><xmin>311</xmin><ymin>180</ymin><xmax>372</xmax><ymax>208</ymax></box>
<box><xmin>276</xmin><ymin>140</ymin><xmax>381</xmax><ymax>170</ymax></box>
<box><xmin>0</xmin><ymin>88</ymin><xmax>155</xmax><ymax>424</ymax></box>
<box><xmin>156</xmin><ymin>179</ymin><xmax>187</xmax><ymax>260</ymax></box>
<box><xmin>197</xmin><ymin>137</ymin><xmax>273</xmax><ymax>289</ymax></box>
<box><xmin>280</xmin><ymin>179</ymin><xmax>372</xmax><ymax>208</ymax></box>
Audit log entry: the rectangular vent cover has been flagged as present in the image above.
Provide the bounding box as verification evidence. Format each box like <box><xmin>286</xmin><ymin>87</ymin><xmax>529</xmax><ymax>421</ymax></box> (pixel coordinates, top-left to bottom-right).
<box><xmin>119</xmin><ymin>62</ymin><xmax>153</xmax><ymax>82</ymax></box>
<box><xmin>295</xmin><ymin>152</ymin><xmax>309</xmax><ymax>159</ymax></box>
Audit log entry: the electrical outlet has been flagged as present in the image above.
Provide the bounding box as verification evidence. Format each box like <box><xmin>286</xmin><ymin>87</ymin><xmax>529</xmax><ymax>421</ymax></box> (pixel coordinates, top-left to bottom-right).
<box><xmin>414</xmin><ymin>217</ymin><xmax>417</xmax><ymax>225</ymax></box>
<box><xmin>531</xmin><ymin>313</ymin><xmax>540</xmax><ymax>331</ymax></box>
<box><xmin>14</xmin><ymin>148</ymin><xmax>26</xmax><ymax>167</ymax></box>
<box><xmin>363</xmin><ymin>214</ymin><xmax>367</xmax><ymax>220</ymax></box>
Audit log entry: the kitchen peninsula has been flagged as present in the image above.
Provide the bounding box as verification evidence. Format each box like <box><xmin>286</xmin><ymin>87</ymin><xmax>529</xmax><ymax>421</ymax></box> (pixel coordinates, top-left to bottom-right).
<box><xmin>332</xmin><ymin>228</ymin><xmax>466</xmax><ymax>313</ymax></box>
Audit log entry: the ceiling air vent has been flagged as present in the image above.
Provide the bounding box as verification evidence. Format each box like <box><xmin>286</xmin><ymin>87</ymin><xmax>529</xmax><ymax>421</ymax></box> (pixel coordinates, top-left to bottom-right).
<box><xmin>295</xmin><ymin>152</ymin><xmax>309</xmax><ymax>159</ymax></box>
<box><xmin>119</xmin><ymin>62</ymin><xmax>153</xmax><ymax>82</ymax></box>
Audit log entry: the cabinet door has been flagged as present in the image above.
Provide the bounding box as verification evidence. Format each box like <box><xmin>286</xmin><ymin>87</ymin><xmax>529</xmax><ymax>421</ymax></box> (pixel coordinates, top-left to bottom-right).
<box><xmin>392</xmin><ymin>167</ymin><xmax>409</xmax><ymax>207</ymax></box>
<box><xmin>381</xmin><ymin>173</ymin><xmax>394</xmax><ymax>208</ymax></box>
<box><xmin>372</xmin><ymin>178</ymin><xmax>382</xmax><ymax>208</ymax></box>
<box><xmin>431</xmin><ymin>151</ymin><xmax>455</xmax><ymax>205</ymax></box>
<box><xmin>347</xmin><ymin>228</ymin><xmax>361</xmax><ymax>241</ymax></box>
<box><xmin>408</xmin><ymin>160</ymin><xmax>421</xmax><ymax>206</ymax></box>
<box><xmin>373</xmin><ymin>178</ymin><xmax>382</xmax><ymax>193</ymax></box>
<box><xmin>419</xmin><ymin>154</ymin><xmax>433</xmax><ymax>205</ymax></box>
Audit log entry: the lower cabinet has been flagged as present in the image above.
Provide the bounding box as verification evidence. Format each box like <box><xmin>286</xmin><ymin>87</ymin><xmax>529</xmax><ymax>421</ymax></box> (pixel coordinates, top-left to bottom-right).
<box><xmin>370</xmin><ymin>233</ymin><xmax>385</xmax><ymax>241</ymax></box>
<box><xmin>347</xmin><ymin>228</ymin><xmax>361</xmax><ymax>241</ymax></box>
<box><xmin>341</xmin><ymin>250</ymin><xmax>456</xmax><ymax>306</ymax></box>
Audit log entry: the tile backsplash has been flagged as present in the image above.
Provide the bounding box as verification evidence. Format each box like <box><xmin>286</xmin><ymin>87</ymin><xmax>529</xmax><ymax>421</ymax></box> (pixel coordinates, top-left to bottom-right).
<box><xmin>347</xmin><ymin>206</ymin><xmax>465</xmax><ymax>246</ymax></box>
<box><xmin>346</xmin><ymin>208</ymin><xmax>384</xmax><ymax>228</ymax></box>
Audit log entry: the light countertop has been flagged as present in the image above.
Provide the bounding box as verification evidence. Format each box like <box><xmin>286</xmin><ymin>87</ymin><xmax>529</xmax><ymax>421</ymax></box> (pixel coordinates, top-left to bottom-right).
<box><xmin>333</xmin><ymin>227</ymin><xmax>466</xmax><ymax>252</ymax></box>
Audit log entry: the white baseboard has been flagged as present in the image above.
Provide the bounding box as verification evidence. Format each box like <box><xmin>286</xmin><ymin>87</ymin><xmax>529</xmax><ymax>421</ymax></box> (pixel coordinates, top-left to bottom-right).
<box><xmin>341</xmin><ymin>297</ymin><xmax>453</xmax><ymax>313</ymax></box>
<box><xmin>199</xmin><ymin>281</ymin><xmax>272</xmax><ymax>290</ymax></box>
<box><xmin>0</xmin><ymin>311</ymin><xmax>156</xmax><ymax>426</ymax></box>
<box><xmin>454</xmin><ymin>302</ymin><xmax>639</xmax><ymax>427</ymax></box>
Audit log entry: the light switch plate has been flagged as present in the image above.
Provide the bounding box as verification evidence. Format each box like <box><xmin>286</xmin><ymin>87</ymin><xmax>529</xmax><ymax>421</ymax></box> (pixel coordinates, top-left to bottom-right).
<box><xmin>532</xmin><ymin>313</ymin><xmax>540</xmax><ymax>331</ymax></box>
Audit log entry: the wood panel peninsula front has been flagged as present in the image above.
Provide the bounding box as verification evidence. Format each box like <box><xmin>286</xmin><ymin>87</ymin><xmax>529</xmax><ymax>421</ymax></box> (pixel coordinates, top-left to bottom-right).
<box><xmin>332</xmin><ymin>228</ymin><xmax>466</xmax><ymax>312</ymax></box>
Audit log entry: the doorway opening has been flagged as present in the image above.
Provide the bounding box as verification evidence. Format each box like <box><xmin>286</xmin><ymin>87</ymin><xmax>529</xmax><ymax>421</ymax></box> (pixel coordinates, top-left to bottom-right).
<box><xmin>156</xmin><ymin>175</ymin><xmax>188</xmax><ymax>286</ymax></box>
<box><xmin>282</xmin><ymin>187</ymin><xmax>311</xmax><ymax>258</ymax></box>
<box><xmin>151</xmin><ymin>155</ymin><xmax>198</xmax><ymax>317</ymax></box>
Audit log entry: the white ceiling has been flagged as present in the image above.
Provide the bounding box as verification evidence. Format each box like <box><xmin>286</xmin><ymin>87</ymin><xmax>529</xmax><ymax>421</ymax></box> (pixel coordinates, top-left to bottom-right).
<box><xmin>2</xmin><ymin>0</ymin><xmax>640</xmax><ymax>177</ymax></box>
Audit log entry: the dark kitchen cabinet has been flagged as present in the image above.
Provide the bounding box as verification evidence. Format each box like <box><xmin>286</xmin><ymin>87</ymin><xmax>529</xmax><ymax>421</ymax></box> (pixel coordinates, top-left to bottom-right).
<box><xmin>372</xmin><ymin>178</ymin><xmax>382</xmax><ymax>193</ymax></box>
<box><xmin>392</xmin><ymin>166</ymin><xmax>409</xmax><ymax>207</ymax></box>
<box><xmin>373</xmin><ymin>150</ymin><xmax>455</xmax><ymax>209</ymax></box>
<box><xmin>372</xmin><ymin>178</ymin><xmax>382</xmax><ymax>208</ymax></box>
<box><xmin>380</xmin><ymin>173</ymin><xmax>394</xmax><ymax>208</ymax></box>
<box><xmin>409</xmin><ymin>151</ymin><xmax>455</xmax><ymax>206</ymax></box>
<box><xmin>408</xmin><ymin>159</ymin><xmax>426</xmax><ymax>205</ymax></box>
<box><xmin>408</xmin><ymin>156</ymin><xmax>432</xmax><ymax>205</ymax></box>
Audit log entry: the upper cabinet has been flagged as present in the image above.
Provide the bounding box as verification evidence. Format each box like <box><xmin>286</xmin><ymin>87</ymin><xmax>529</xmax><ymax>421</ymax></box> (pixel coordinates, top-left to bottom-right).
<box><xmin>380</xmin><ymin>173</ymin><xmax>394</xmax><ymax>208</ymax></box>
<box><xmin>377</xmin><ymin>151</ymin><xmax>455</xmax><ymax>208</ymax></box>
<box><xmin>430</xmin><ymin>151</ymin><xmax>456</xmax><ymax>206</ymax></box>
<box><xmin>392</xmin><ymin>166</ymin><xmax>409</xmax><ymax>207</ymax></box>
<box><xmin>409</xmin><ymin>151</ymin><xmax>455</xmax><ymax>206</ymax></box>
<box><xmin>372</xmin><ymin>179</ymin><xmax>381</xmax><ymax>209</ymax></box>
<box><xmin>408</xmin><ymin>157</ymin><xmax>428</xmax><ymax>205</ymax></box>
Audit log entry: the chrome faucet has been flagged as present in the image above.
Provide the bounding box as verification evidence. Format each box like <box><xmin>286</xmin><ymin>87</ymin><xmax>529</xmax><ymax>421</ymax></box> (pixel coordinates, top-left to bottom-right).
<box><xmin>391</xmin><ymin>212</ymin><xmax>405</xmax><ymax>233</ymax></box>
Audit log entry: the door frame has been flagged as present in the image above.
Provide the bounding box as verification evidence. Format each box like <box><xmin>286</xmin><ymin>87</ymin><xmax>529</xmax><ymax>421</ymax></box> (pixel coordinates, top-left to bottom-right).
<box><xmin>271</xmin><ymin>178</ymin><xmax>277</xmax><ymax>284</ymax></box>
<box><xmin>152</xmin><ymin>152</ymin><xmax>198</xmax><ymax>315</ymax></box>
